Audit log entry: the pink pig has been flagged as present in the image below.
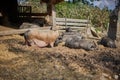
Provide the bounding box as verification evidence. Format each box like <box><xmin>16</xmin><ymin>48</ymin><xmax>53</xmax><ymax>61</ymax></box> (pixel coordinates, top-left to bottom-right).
<box><xmin>24</xmin><ymin>29</ymin><xmax>60</xmax><ymax>48</ymax></box>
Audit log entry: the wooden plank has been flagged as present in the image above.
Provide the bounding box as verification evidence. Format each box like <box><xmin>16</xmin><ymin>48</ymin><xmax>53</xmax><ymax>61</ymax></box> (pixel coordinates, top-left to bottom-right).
<box><xmin>52</xmin><ymin>5</ymin><xmax>56</xmax><ymax>27</ymax></box>
<box><xmin>70</xmin><ymin>27</ymin><xmax>86</xmax><ymax>29</ymax></box>
<box><xmin>56</xmin><ymin>22</ymin><xmax>88</xmax><ymax>27</ymax></box>
<box><xmin>0</xmin><ymin>27</ymin><xmax>51</xmax><ymax>36</ymax></box>
<box><xmin>58</xmin><ymin>26</ymin><xmax>86</xmax><ymax>29</ymax></box>
<box><xmin>0</xmin><ymin>25</ymin><xmax>16</xmax><ymax>31</ymax></box>
<box><xmin>56</xmin><ymin>18</ymin><xmax>89</xmax><ymax>23</ymax></box>
<box><xmin>56</xmin><ymin>18</ymin><xmax>66</xmax><ymax>21</ymax></box>
<box><xmin>67</xmin><ymin>18</ymin><xmax>89</xmax><ymax>23</ymax></box>
<box><xmin>18</xmin><ymin>13</ymin><xmax>48</xmax><ymax>17</ymax></box>
<box><xmin>0</xmin><ymin>29</ymin><xmax>29</xmax><ymax>36</ymax></box>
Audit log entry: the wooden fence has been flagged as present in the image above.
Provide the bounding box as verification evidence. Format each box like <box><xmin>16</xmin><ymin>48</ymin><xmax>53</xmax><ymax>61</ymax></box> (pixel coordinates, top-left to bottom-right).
<box><xmin>56</xmin><ymin>18</ymin><xmax>90</xmax><ymax>27</ymax></box>
<box><xmin>55</xmin><ymin>18</ymin><xmax>91</xmax><ymax>32</ymax></box>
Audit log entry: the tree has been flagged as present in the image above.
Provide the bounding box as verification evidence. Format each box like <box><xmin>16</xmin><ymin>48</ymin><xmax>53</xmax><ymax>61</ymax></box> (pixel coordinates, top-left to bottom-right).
<box><xmin>107</xmin><ymin>0</ymin><xmax>120</xmax><ymax>40</ymax></box>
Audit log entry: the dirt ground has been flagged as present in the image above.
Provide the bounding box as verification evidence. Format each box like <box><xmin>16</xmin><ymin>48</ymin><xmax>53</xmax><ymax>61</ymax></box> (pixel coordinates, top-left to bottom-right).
<box><xmin>0</xmin><ymin>34</ymin><xmax>120</xmax><ymax>80</ymax></box>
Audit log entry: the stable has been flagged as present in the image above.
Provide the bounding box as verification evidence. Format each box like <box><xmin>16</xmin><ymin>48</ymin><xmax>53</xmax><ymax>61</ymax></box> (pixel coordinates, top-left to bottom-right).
<box><xmin>0</xmin><ymin>0</ymin><xmax>63</xmax><ymax>27</ymax></box>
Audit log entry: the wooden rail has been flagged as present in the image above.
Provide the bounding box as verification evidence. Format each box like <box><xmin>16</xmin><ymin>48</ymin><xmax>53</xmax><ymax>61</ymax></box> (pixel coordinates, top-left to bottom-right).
<box><xmin>19</xmin><ymin>13</ymin><xmax>48</xmax><ymax>17</ymax></box>
<box><xmin>56</xmin><ymin>18</ymin><xmax>90</xmax><ymax>27</ymax></box>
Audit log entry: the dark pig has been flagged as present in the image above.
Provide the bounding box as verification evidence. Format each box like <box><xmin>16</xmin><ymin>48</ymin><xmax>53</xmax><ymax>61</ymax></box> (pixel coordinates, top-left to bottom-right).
<box><xmin>65</xmin><ymin>36</ymin><xmax>97</xmax><ymax>51</ymax></box>
<box><xmin>54</xmin><ymin>32</ymin><xmax>64</xmax><ymax>46</ymax></box>
<box><xmin>98</xmin><ymin>36</ymin><xmax>117</xmax><ymax>48</ymax></box>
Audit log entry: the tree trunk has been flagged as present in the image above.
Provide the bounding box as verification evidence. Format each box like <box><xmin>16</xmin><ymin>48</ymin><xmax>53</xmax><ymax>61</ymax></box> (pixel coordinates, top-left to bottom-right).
<box><xmin>108</xmin><ymin>1</ymin><xmax>120</xmax><ymax>41</ymax></box>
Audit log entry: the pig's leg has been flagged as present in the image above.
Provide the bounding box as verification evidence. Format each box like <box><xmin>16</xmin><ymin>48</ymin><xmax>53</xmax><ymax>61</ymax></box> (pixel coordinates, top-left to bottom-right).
<box><xmin>50</xmin><ymin>42</ymin><xmax>54</xmax><ymax>48</ymax></box>
<box><xmin>23</xmin><ymin>32</ymin><xmax>33</xmax><ymax>46</ymax></box>
<box><xmin>33</xmin><ymin>39</ymin><xmax>48</xmax><ymax>48</ymax></box>
<box><xmin>24</xmin><ymin>38</ymin><xmax>31</xmax><ymax>46</ymax></box>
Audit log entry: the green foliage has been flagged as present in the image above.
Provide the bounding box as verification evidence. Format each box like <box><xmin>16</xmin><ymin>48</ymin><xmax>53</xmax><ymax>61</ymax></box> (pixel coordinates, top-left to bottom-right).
<box><xmin>55</xmin><ymin>2</ymin><xmax>110</xmax><ymax>30</ymax></box>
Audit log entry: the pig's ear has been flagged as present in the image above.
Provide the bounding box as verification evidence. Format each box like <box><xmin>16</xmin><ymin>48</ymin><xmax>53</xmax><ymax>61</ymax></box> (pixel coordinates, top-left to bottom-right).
<box><xmin>61</xmin><ymin>32</ymin><xmax>64</xmax><ymax>36</ymax></box>
<box><xmin>51</xmin><ymin>27</ymin><xmax>58</xmax><ymax>31</ymax></box>
<box><xmin>50</xmin><ymin>26</ymin><xmax>53</xmax><ymax>30</ymax></box>
<box><xmin>50</xmin><ymin>27</ymin><xmax>57</xmax><ymax>31</ymax></box>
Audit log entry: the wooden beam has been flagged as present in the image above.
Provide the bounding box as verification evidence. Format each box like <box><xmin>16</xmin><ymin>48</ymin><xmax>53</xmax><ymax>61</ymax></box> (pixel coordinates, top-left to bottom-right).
<box><xmin>52</xmin><ymin>5</ymin><xmax>56</xmax><ymax>28</ymax></box>
<box><xmin>56</xmin><ymin>18</ymin><xmax>90</xmax><ymax>23</ymax></box>
<box><xmin>55</xmin><ymin>18</ymin><xmax>90</xmax><ymax>27</ymax></box>
<box><xmin>19</xmin><ymin>13</ymin><xmax>48</xmax><ymax>17</ymax></box>
<box><xmin>56</xmin><ymin>22</ymin><xmax>89</xmax><ymax>27</ymax></box>
<box><xmin>0</xmin><ymin>27</ymin><xmax>51</xmax><ymax>36</ymax></box>
<box><xmin>47</xmin><ymin>4</ymin><xmax>52</xmax><ymax>16</ymax></box>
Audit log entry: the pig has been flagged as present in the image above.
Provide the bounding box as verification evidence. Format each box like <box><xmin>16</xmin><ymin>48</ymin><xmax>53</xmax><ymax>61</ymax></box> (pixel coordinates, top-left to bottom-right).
<box><xmin>30</xmin><ymin>17</ymin><xmax>52</xmax><ymax>27</ymax></box>
<box><xmin>19</xmin><ymin>22</ymin><xmax>40</xmax><ymax>29</ymax></box>
<box><xmin>65</xmin><ymin>36</ymin><xmax>97</xmax><ymax>51</ymax></box>
<box><xmin>31</xmin><ymin>19</ymin><xmax>45</xmax><ymax>27</ymax></box>
<box><xmin>65</xmin><ymin>27</ymin><xmax>73</xmax><ymax>32</ymax></box>
<box><xmin>54</xmin><ymin>30</ymin><xmax>84</xmax><ymax>46</ymax></box>
<box><xmin>19</xmin><ymin>18</ymin><xmax>46</xmax><ymax>29</ymax></box>
<box><xmin>24</xmin><ymin>29</ymin><xmax>60</xmax><ymax>48</ymax></box>
<box><xmin>98</xmin><ymin>36</ymin><xmax>117</xmax><ymax>48</ymax></box>
<box><xmin>54</xmin><ymin>32</ymin><xmax>64</xmax><ymax>46</ymax></box>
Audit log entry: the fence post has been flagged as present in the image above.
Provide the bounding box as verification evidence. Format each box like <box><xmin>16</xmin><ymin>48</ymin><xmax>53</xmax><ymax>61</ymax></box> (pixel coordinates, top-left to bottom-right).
<box><xmin>52</xmin><ymin>5</ymin><xmax>56</xmax><ymax>28</ymax></box>
<box><xmin>116</xmin><ymin>7</ymin><xmax>120</xmax><ymax>41</ymax></box>
<box><xmin>65</xmin><ymin>17</ymin><xmax>67</xmax><ymax>28</ymax></box>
